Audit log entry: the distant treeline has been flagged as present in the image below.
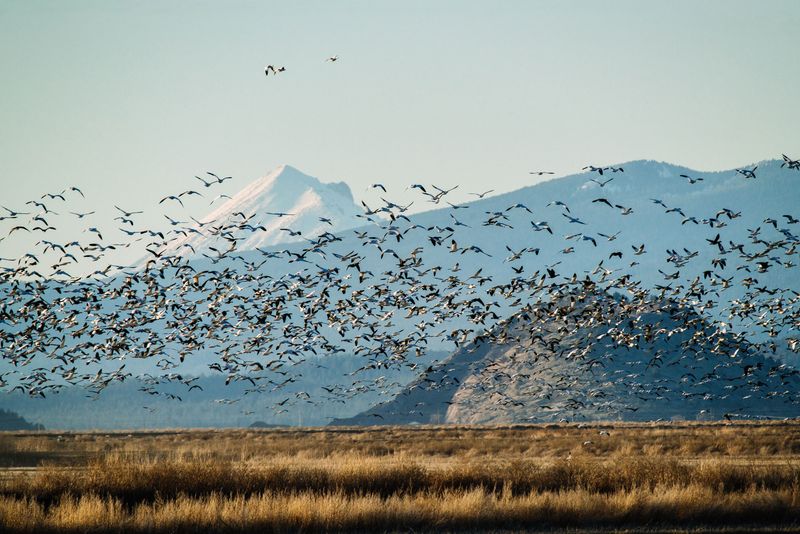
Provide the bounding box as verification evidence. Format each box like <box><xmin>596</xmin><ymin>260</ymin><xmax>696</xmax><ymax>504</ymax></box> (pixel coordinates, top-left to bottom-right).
<box><xmin>0</xmin><ymin>408</ymin><xmax>44</xmax><ymax>430</ymax></box>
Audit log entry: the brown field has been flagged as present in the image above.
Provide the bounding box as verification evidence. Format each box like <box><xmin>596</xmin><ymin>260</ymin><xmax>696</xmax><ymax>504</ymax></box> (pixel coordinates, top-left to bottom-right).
<box><xmin>1</xmin><ymin>421</ymin><xmax>800</xmax><ymax>533</ymax></box>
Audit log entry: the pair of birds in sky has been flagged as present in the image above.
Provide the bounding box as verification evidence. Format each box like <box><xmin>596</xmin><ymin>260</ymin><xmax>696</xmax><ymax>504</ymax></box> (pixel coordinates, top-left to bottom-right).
<box><xmin>265</xmin><ymin>55</ymin><xmax>338</xmax><ymax>76</ymax></box>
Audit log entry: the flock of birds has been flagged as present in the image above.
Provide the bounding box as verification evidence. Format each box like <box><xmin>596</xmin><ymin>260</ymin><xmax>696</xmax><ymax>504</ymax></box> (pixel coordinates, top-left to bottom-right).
<box><xmin>0</xmin><ymin>153</ymin><xmax>799</xmax><ymax>423</ymax></box>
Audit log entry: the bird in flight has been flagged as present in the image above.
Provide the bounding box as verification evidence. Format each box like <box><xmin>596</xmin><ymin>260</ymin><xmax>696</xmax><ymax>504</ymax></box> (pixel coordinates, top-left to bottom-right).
<box><xmin>195</xmin><ymin>176</ymin><xmax>215</xmax><ymax>188</ymax></box>
<box><xmin>469</xmin><ymin>190</ymin><xmax>494</xmax><ymax>198</ymax></box>
<box><xmin>114</xmin><ymin>205</ymin><xmax>143</xmax><ymax>217</ymax></box>
<box><xmin>529</xmin><ymin>171</ymin><xmax>554</xmax><ymax>176</ymax></box>
<box><xmin>209</xmin><ymin>194</ymin><xmax>232</xmax><ymax>205</ymax></box>
<box><xmin>680</xmin><ymin>174</ymin><xmax>704</xmax><ymax>184</ymax></box>
<box><xmin>562</xmin><ymin>213</ymin><xmax>587</xmax><ymax>225</ymax></box>
<box><xmin>547</xmin><ymin>200</ymin><xmax>570</xmax><ymax>213</ymax></box>
<box><xmin>1</xmin><ymin>206</ymin><xmax>30</xmax><ymax>217</ymax></box>
<box><xmin>590</xmin><ymin>177</ymin><xmax>614</xmax><ymax>187</ymax></box>
<box><xmin>583</xmin><ymin>165</ymin><xmax>608</xmax><ymax>175</ymax></box>
<box><xmin>592</xmin><ymin>198</ymin><xmax>614</xmax><ymax>208</ymax></box>
<box><xmin>159</xmin><ymin>195</ymin><xmax>184</xmax><ymax>208</ymax></box>
<box><xmin>265</xmin><ymin>65</ymin><xmax>286</xmax><ymax>76</ymax></box>
<box><xmin>781</xmin><ymin>154</ymin><xmax>800</xmax><ymax>170</ymax></box>
<box><xmin>326</xmin><ymin>55</ymin><xmax>339</xmax><ymax>62</ymax></box>
<box><xmin>69</xmin><ymin>211</ymin><xmax>95</xmax><ymax>218</ymax></box>
<box><xmin>206</xmin><ymin>172</ymin><xmax>232</xmax><ymax>184</ymax></box>
<box><xmin>736</xmin><ymin>166</ymin><xmax>757</xmax><ymax>179</ymax></box>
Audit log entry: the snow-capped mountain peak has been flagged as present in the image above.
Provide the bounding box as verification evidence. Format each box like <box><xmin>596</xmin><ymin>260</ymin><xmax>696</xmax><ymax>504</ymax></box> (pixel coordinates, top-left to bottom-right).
<box><xmin>165</xmin><ymin>165</ymin><xmax>363</xmax><ymax>257</ymax></box>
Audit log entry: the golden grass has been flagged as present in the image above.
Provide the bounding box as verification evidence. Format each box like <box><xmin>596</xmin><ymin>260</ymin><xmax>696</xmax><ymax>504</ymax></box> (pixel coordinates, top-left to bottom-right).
<box><xmin>5</xmin><ymin>456</ymin><xmax>800</xmax><ymax>503</ymax></box>
<box><xmin>2</xmin><ymin>487</ymin><xmax>800</xmax><ymax>533</ymax></box>
<box><xmin>4</xmin><ymin>421</ymin><xmax>800</xmax><ymax>467</ymax></box>
<box><xmin>1</xmin><ymin>422</ymin><xmax>800</xmax><ymax>532</ymax></box>
<box><xmin>0</xmin><ymin>421</ymin><xmax>800</xmax><ymax>466</ymax></box>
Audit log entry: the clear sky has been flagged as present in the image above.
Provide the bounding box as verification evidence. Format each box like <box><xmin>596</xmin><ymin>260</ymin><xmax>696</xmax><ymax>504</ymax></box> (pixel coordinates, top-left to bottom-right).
<box><xmin>1</xmin><ymin>0</ymin><xmax>798</xmax><ymax>256</ymax></box>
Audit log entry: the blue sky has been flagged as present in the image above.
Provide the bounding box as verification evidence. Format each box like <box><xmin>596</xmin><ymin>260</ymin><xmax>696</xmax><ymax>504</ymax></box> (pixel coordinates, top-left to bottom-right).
<box><xmin>1</xmin><ymin>0</ymin><xmax>798</xmax><ymax>258</ymax></box>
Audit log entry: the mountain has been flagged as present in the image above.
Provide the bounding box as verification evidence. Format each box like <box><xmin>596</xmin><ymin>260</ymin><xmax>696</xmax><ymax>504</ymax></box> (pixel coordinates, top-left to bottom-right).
<box><xmin>218</xmin><ymin>158</ymin><xmax>798</xmax><ymax>348</ymax></box>
<box><xmin>3</xmin><ymin>158</ymin><xmax>799</xmax><ymax>428</ymax></box>
<box><xmin>224</xmin><ymin>158</ymin><xmax>796</xmax><ymax>284</ymax></box>
<box><xmin>158</xmin><ymin>159</ymin><xmax>798</xmax><ymax>316</ymax></box>
<box><xmin>163</xmin><ymin>164</ymin><xmax>363</xmax><ymax>257</ymax></box>
<box><xmin>402</xmin><ymin>158</ymin><xmax>796</xmax><ymax>293</ymax></box>
<box><xmin>333</xmin><ymin>289</ymin><xmax>800</xmax><ymax>425</ymax></box>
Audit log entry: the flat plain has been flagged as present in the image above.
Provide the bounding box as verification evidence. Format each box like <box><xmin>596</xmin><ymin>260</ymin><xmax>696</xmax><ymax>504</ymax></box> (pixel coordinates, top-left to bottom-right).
<box><xmin>1</xmin><ymin>421</ymin><xmax>799</xmax><ymax>533</ymax></box>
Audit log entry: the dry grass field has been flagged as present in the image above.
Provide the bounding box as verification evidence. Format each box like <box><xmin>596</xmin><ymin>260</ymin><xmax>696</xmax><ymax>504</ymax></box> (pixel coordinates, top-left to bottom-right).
<box><xmin>1</xmin><ymin>421</ymin><xmax>800</xmax><ymax>533</ymax></box>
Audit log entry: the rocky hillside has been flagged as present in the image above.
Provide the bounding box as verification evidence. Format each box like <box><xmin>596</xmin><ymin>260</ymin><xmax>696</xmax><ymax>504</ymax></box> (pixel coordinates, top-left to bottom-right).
<box><xmin>334</xmin><ymin>288</ymin><xmax>800</xmax><ymax>425</ymax></box>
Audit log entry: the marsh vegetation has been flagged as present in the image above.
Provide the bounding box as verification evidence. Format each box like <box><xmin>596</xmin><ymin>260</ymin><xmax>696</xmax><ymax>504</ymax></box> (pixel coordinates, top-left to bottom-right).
<box><xmin>1</xmin><ymin>422</ymin><xmax>799</xmax><ymax>532</ymax></box>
